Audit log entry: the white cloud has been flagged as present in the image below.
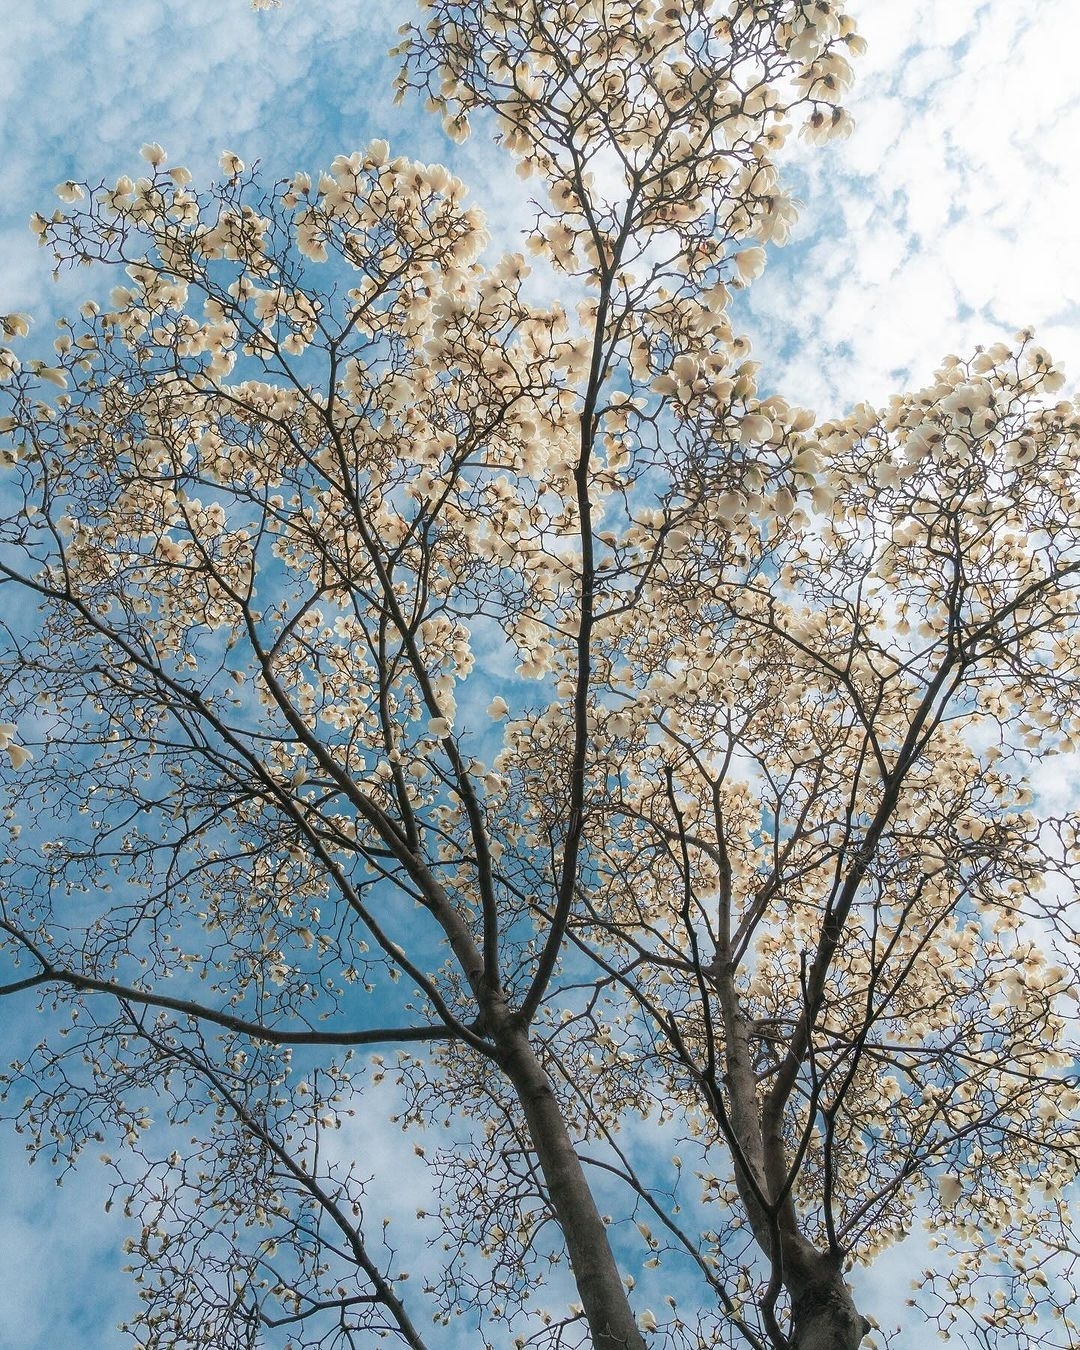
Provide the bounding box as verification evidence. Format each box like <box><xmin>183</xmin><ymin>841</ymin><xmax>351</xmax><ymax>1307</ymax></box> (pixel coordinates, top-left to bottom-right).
<box><xmin>741</xmin><ymin>0</ymin><xmax>1080</xmax><ymax>411</ymax></box>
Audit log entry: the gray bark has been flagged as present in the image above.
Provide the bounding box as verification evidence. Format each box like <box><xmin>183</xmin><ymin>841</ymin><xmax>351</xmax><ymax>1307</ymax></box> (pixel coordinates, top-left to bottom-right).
<box><xmin>497</xmin><ymin>1024</ymin><xmax>648</xmax><ymax>1350</ymax></box>
<box><xmin>713</xmin><ymin>972</ymin><xmax>870</xmax><ymax>1349</ymax></box>
<box><xmin>788</xmin><ymin>1246</ymin><xmax>871</xmax><ymax>1350</ymax></box>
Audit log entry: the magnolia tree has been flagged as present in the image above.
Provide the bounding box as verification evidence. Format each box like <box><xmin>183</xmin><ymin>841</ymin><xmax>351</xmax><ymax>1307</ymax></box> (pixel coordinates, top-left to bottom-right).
<box><xmin>2</xmin><ymin>1</ymin><xmax>1080</xmax><ymax>1347</ymax></box>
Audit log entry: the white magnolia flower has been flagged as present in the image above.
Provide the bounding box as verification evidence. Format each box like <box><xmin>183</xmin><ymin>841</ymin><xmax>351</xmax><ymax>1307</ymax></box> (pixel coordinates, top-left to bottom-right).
<box><xmin>365</xmin><ymin>139</ymin><xmax>390</xmax><ymax>168</ymax></box>
<box><xmin>938</xmin><ymin>1175</ymin><xmax>963</xmax><ymax>1206</ymax></box>
<box><xmin>733</xmin><ymin>247</ymin><xmax>766</xmax><ymax>283</ymax></box>
<box><xmin>486</xmin><ymin>696</ymin><xmax>509</xmax><ymax>719</ymax></box>
<box><xmin>738</xmin><ymin>414</ymin><xmax>772</xmax><ymax>444</ymax></box>
<box><xmin>771</xmin><ymin>486</ymin><xmax>796</xmax><ymax>517</ymax></box>
<box><xmin>6</xmin><ymin>743</ymin><xmax>32</xmax><ymax>770</ymax></box>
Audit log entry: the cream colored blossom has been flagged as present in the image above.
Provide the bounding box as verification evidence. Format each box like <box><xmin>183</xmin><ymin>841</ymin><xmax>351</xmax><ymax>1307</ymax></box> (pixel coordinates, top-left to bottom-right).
<box><xmin>733</xmin><ymin>247</ymin><xmax>766</xmax><ymax>283</ymax></box>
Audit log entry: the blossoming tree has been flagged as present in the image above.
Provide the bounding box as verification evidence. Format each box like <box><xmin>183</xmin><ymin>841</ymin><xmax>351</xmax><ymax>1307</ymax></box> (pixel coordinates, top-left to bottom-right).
<box><xmin>1</xmin><ymin>2</ymin><xmax>1079</xmax><ymax>1347</ymax></box>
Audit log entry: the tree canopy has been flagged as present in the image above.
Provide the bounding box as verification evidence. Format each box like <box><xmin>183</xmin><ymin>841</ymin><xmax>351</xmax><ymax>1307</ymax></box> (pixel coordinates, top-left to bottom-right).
<box><xmin>1</xmin><ymin>2</ymin><xmax>1079</xmax><ymax>1347</ymax></box>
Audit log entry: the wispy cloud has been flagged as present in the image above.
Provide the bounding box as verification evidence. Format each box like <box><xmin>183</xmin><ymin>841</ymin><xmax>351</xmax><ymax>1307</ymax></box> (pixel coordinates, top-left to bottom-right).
<box><xmin>741</xmin><ymin>0</ymin><xmax>1080</xmax><ymax>413</ymax></box>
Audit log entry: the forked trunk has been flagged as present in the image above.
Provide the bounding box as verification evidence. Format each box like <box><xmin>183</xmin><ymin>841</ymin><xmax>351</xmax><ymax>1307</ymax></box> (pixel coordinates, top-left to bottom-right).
<box><xmin>716</xmin><ymin>992</ymin><xmax>870</xmax><ymax>1350</ymax></box>
<box><xmin>788</xmin><ymin>1247</ymin><xmax>871</xmax><ymax>1350</ymax></box>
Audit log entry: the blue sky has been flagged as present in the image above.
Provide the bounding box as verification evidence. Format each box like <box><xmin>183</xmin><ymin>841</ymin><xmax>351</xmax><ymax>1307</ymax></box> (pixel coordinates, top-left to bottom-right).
<box><xmin>0</xmin><ymin>1</ymin><xmax>1078</xmax><ymax>1346</ymax></box>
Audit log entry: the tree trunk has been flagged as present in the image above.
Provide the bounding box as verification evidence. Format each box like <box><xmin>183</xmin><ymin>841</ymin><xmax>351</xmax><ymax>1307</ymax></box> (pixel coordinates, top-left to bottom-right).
<box><xmin>497</xmin><ymin>1026</ymin><xmax>647</xmax><ymax>1350</ymax></box>
<box><xmin>787</xmin><ymin>1246</ymin><xmax>871</xmax><ymax>1350</ymax></box>
<box><xmin>713</xmin><ymin>982</ymin><xmax>870</xmax><ymax>1350</ymax></box>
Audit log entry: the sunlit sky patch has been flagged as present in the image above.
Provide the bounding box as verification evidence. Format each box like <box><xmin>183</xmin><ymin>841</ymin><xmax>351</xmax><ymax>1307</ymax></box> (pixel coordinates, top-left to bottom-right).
<box><xmin>0</xmin><ymin>2</ymin><xmax>1076</xmax><ymax>1345</ymax></box>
